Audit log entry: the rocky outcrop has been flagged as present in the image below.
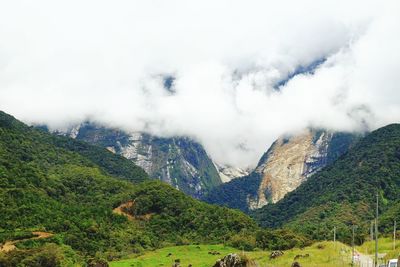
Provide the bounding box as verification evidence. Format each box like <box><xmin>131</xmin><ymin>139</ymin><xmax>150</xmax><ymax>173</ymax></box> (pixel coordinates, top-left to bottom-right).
<box><xmin>247</xmin><ymin>129</ymin><xmax>360</xmax><ymax>209</ymax></box>
<box><xmin>248</xmin><ymin>130</ymin><xmax>333</xmax><ymax>209</ymax></box>
<box><xmin>214</xmin><ymin>163</ymin><xmax>250</xmax><ymax>183</ymax></box>
<box><xmin>57</xmin><ymin>123</ymin><xmax>222</xmax><ymax>198</ymax></box>
<box><xmin>213</xmin><ymin>254</ymin><xmax>247</xmax><ymax>267</ymax></box>
<box><xmin>204</xmin><ymin>128</ymin><xmax>359</xmax><ymax>211</ymax></box>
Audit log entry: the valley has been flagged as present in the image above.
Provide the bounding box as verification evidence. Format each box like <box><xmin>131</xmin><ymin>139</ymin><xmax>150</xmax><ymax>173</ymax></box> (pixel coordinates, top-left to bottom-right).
<box><xmin>1</xmin><ymin>110</ymin><xmax>400</xmax><ymax>266</ymax></box>
<box><xmin>1</xmin><ymin>2</ymin><xmax>399</xmax><ymax>266</ymax></box>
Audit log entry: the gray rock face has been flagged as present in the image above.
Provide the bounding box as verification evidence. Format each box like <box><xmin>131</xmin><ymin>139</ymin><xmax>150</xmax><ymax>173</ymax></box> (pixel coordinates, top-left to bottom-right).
<box><xmin>214</xmin><ymin>163</ymin><xmax>250</xmax><ymax>183</ymax></box>
<box><xmin>204</xmin><ymin>128</ymin><xmax>360</xmax><ymax>212</ymax></box>
<box><xmin>247</xmin><ymin>129</ymin><xmax>359</xmax><ymax>209</ymax></box>
<box><xmin>58</xmin><ymin>123</ymin><xmax>222</xmax><ymax>198</ymax></box>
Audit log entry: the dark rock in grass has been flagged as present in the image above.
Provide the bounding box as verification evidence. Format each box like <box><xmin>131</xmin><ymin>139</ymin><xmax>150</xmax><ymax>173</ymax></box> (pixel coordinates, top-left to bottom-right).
<box><xmin>269</xmin><ymin>250</ymin><xmax>284</xmax><ymax>259</ymax></box>
<box><xmin>213</xmin><ymin>253</ymin><xmax>247</xmax><ymax>267</ymax></box>
<box><xmin>87</xmin><ymin>258</ymin><xmax>109</xmax><ymax>267</ymax></box>
<box><xmin>172</xmin><ymin>259</ymin><xmax>180</xmax><ymax>267</ymax></box>
<box><xmin>291</xmin><ymin>262</ymin><xmax>301</xmax><ymax>267</ymax></box>
<box><xmin>294</xmin><ymin>254</ymin><xmax>310</xmax><ymax>260</ymax></box>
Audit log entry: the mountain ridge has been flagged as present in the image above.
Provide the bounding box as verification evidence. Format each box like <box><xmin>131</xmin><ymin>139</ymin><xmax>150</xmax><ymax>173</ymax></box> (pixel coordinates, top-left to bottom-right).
<box><xmin>251</xmin><ymin>123</ymin><xmax>400</xmax><ymax>242</ymax></box>
<box><xmin>204</xmin><ymin>129</ymin><xmax>360</xmax><ymax>211</ymax></box>
<box><xmin>54</xmin><ymin>122</ymin><xmax>225</xmax><ymax>198</ymax></box>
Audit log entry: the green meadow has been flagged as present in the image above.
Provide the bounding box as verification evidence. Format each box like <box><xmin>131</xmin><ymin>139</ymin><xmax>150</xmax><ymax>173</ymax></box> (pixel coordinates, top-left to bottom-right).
<box><xmin>110</xmin><ymin>241</ymin><xmax>351</xmax><ymax>267</ymax></box>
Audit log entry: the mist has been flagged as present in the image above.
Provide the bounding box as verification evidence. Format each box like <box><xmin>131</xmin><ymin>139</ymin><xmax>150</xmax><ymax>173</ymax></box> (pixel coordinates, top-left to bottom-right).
<box><xmin>0</xmin><ymin>0</ymin><xmax>399</xmax><ymax>168</ymax></box>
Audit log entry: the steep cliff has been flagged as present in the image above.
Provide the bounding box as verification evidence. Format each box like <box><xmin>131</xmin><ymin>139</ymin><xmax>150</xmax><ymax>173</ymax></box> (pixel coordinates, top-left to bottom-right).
<box><xmin>59</xmin><ymin>123</ymin><xmax>222</xmax><ymax>198</ymax></box>
<box><xmin>252</xmin><ymin>124</ymin><xmax>400</xmax><ymax>243</ymax></box>
<box><xmin>249</xmin><ymin>130</ymin><xmax>334</xmax><ymax>208</ymax></box>
<box><xmin>204</xmin><ymin>129</ymin><xmax>360</xmax><ymax>211</ymax></box>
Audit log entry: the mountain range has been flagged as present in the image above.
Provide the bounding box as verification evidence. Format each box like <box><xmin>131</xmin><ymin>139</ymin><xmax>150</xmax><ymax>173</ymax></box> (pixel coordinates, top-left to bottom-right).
<box><xmin>54</xmin><ymin>122</ymin><xmax>249</xmax><ymax>198</ymax></box>
<box><xmin>2</xmin><ymin>109</ymin><xmax>400</xmax><ymax>265</ymax></box>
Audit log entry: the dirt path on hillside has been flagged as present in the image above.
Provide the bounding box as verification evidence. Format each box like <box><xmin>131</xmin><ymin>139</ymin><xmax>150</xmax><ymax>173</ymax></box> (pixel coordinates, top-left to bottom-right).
<box><xmin>0</xmin><ymin>231</ymin><xmax>54</xmax><ymax>253</ymax></box>
<box><xmin>112</xmin><ymin>200</ymin><xmax>153</xmax><ymax>221</ymax></box>
<box><xmin>113</xmin><ymin>200</ymin><xmax>135</xmax><ymax>221</ymax></box>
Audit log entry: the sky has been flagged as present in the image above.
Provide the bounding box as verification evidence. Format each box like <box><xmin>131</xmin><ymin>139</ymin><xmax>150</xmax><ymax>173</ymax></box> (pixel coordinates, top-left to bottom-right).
<box><xmin>0</xmin><ymin>0</ymin><xmax>400</xmax><ymax>168</ymax></box>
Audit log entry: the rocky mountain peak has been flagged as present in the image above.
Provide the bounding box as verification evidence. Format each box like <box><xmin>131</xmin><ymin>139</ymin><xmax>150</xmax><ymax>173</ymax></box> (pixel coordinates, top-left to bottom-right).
<box><xmin>248</xmin><ymin>129</ymin><xmax>332</xmax><ymax>209</ymax></box>
<box><xmin>248</xmin><ymin>129</ymin><xmax>358</xmax><ymax>209</ymax></box>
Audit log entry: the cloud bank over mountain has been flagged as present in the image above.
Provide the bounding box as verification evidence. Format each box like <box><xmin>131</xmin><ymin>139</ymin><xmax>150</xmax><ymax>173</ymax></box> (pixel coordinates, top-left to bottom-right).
<box><xmin>0</xmin><ymin>0</ymin><xmax>399</xmax><ymax>167</ymax></box>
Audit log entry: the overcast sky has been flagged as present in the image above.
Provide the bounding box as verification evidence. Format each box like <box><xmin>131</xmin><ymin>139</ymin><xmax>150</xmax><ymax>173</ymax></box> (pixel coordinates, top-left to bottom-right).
<box><xmin>0</xmin><ymin>0</ymin><xmax>399</xmax><ymax>168</ymax></box>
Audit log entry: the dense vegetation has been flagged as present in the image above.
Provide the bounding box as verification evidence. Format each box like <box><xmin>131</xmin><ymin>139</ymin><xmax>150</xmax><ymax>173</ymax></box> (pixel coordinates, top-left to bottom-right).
<box><xmin>252</xmin><ymin>124</ymin><xmax>400</xmax><ymax>244</ymax></box>
<box><xmin>0</xmin><ymin>111</ymin><xmax>258</xmax><ymax>265</ymax></box>
<box><xmin>127</xmin><ymin>181</ymin><xmax>257</xmax><ymax>244</ymax></box>
<box><xmin>202</xmin><ymin>172</ymin><xmax>262</xmax><ymax>212</ymax></box>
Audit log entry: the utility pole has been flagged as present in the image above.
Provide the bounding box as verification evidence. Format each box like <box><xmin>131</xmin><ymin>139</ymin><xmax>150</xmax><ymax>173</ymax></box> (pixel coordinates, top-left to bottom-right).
<box><xmin>375</xmin><ymin>192</ymin><xmax>379</xmax><ymax>267</ymax></box>
<box><xmin>394</xmin><ymin>220</ymin><xmax>397</xmax><ymax>251</ymax></box>
<box><xmin>334</xmin><ymin>226</ymin><xmax>336</xmax><ymax>244</ymax></box>
<box><xmin>371</xmin><ymin>221</ymin><xmax>374</xmax><ymax>241</ymax></box>
<box><xmin>352</xmin><ymin>225</ymin><xmax>355</xmax><ymax>267</ymax></box>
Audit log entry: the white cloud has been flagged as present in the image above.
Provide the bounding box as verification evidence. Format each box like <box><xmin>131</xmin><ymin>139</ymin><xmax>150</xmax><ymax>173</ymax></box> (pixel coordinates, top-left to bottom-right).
<box><xmin>0</xmin><ymin>0</ymin><xmax>399</xmax><ymax>167</ymax></box>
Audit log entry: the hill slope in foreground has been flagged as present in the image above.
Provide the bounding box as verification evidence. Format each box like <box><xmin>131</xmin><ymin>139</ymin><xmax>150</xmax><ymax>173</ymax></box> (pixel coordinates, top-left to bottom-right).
<box><xmin>253</xmin><ymin>124</ymin><xmax>400</xmax><ymax>243</ymax></box>
<box><xmin>0</xmin><ymin>111</ymin><xmax>256</xmax><ymax>266</ymax></box>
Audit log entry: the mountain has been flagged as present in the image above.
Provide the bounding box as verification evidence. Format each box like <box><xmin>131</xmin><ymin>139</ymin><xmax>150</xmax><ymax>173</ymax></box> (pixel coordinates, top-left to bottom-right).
<box><xmin>57</xmin><ymin>123</ymin><xmax>222</xmax><ymax>198</ymax></box>
<box><xmin>252</xmin><ymin>124</ymin><xmax>400</xmax><ymax>243</ymax></box>
<box><xmin>214</xmin><ymin>163</ymin><xmax>250</xmax><ymax>183</ymax></box>
<box><xmin>204</xmin><ymin>129</ymin><xmax>360</xmax><ymax>211</ymax></box>
<box><xmin>0</xmin><ymin>111</ymin><xmax>257</xmax><ymax>265</ymax></box>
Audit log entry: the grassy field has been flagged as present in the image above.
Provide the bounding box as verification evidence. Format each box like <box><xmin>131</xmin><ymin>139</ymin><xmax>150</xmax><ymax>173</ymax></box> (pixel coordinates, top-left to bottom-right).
<box><xmin>109</xmin><ymin>241</ymin><xmax>351</xmax><ymax>267</ymax></box>
<box><xmin>356</xmin><ymin>236</ymin><xmax>400</xmax><ymax>262</ymax></box>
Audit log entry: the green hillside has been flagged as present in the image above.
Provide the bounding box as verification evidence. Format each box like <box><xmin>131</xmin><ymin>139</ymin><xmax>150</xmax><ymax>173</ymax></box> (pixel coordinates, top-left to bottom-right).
<box><xmin>0</xmin><ymin>111</ymin><xmax>257</xmax><ymax>266</ymax></box>
<box><xmin>252</xmin><ymin>124</ymin><xmax>400</xmax><ymax>244</ymax></box>
<box><xmin>202</xmin><ymin>172</ymin><xmax>262</xmax><ymax>212</ymax></box>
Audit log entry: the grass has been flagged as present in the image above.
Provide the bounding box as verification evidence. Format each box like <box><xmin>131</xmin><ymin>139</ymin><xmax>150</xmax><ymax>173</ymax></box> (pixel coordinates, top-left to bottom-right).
<box><xmin>109</xmin><ymin>241</ymin><xmax>351</xmax><ymax>267</ymax></box>
<box><xmin>109</xmin><ymin>244</ymin><xmax>237</xmax><ymax>267</ymax></box>
<box><xmin>356</xmin><ymin>236</ymin><xmax>400</xmax><ymax>262</ymax></box>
